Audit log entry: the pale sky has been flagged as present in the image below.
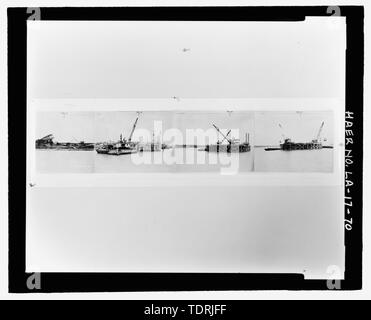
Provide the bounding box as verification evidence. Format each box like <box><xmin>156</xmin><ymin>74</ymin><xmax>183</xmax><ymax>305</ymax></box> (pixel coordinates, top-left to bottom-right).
<box><xmin>36</xmin><ymin>112</ymin><xmax>95</xmax><ymax>143</ymax></box>
<box><xmin>255</xmin><ymin>111</ymin><xmax>334</xmax><ymax>146</ymax></box>
<box><xmin>28</xmin><ymin>19</ymin><xmax>345</xmax><ymax>99</ymax></box>
<box><xmin>37</xmin><ymin>111</ymin><xmax>254</xmax><ymax>144</ymax></box>
<box><xmin>95</xmin><ymin>111</ymin><xmax>174</xmax><ymax>143</ymax></box>
<box><xmin>174</xmin><ymin>111</ymin><xmax>253</xmax><ymax>144</ymax></box>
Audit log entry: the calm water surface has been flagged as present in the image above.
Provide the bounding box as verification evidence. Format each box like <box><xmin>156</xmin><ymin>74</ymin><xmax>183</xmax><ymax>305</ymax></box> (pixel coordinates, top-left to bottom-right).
<box><xmin>36</xmin><ymin>148</ymin><xmax>254</xmax><ymax>173</ymax></box>
<box><xmin>36</xmin><ymin>147</ymin><xmax>333</xmax><ymax>173</ymax></box>
<box><xmin>254</xmin><ymin>147</ymin><xmax>333</xmax><ymax>172</ymax></box>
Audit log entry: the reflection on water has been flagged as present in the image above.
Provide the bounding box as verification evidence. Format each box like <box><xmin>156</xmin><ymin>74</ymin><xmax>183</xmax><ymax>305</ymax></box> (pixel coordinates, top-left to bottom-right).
<box><xmin>254</xmin><ymin>147</ymin><xmax>333</xmax><ymax>172</ymax></box>
<box><xmin>36</xmin><ymin>147</ymin><xmax>333</xmax><ymax>173</ymax></box>
<box><xmin>36</xmin><ymin>148</ymin><xmax>254</xmax><ymax>174</ymax></box>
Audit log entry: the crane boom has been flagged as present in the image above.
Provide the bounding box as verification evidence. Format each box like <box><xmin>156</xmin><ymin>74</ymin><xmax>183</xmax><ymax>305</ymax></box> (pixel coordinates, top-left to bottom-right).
<box><xmin>316</xmin><ymin>121</ymin><xmax>325</xmax><ymax>141</ymax></box>
<box><xmin>220</xmin><ymin>129</ymin><xmax>231</xmax><ymax>143</ymax></box>
<box><xmin>213</xmin><ymin>124</ymin><xmax>232</xmax><ymax>144</ymax></box>
<box><xmin>278</xmin><ymin>123</ymin><xmax>285</xmax><ymax>140</ymax></box>
<box><xmin>40</xmin><ymin>134</ymin><xmax>54</xmax><ymax>140</ymax></box>
<box><xmin>128</xmin><ymin>112</ymin><xmax>141</xmax><ymax>142</ymax></box>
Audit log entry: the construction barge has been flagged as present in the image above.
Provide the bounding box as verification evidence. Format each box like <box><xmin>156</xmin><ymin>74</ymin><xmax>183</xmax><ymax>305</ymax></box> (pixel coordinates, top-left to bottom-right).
<box><xmin>265</xmin><ymin>121</ymin><xmax>332</xmax><ymax>151</ymax></box>
<box><xmin>96</xmin><ymin>112</ymin><xmax>168</xmax><ymax>155</ymax></box>
<box><xmin>203</xmin><ymin>124</ymin><xmax>251</xmax><ymax>153</ymax></box>
<box><xmin>279</xmin><ymin>138</ymin><xmax>322</xmax><ymax>150</ymax></box>
<box><xmin>35</xmin><ymin>134</ymin><xmax>94</xmax><ymax>150</ymax></box>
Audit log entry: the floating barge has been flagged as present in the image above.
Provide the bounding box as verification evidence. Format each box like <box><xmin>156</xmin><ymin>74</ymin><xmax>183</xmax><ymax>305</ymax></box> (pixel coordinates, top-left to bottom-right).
<box><xmin>279</xmin><ymin>138</ymin><xmax>322</xmax><ymax>150</ymax></box>
<box><xmin>204</xmin><ymin>141</ymin><xmax>250</xmax><ymax>153</ymax></box>
<box><xmin>36</xmin><ymin>134</ymin><xmax>94</xmax><ymax>150</ymax></box>
<box><xmin>264</xmin><ymin>121</ymin><xmax>331</xmax><ymax>151</ymax></box>
<box><xmin>204</xmin><ymin>124</ymin><xmax>251</xmax><ymax>153</ymax></box>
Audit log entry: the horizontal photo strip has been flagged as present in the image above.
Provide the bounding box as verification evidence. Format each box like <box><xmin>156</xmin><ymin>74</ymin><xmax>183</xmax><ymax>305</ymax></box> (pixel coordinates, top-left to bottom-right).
<box><xmin>34</xmin><ymin>110</ymin><xmax>334</xmax><ymax>174</ymax></box>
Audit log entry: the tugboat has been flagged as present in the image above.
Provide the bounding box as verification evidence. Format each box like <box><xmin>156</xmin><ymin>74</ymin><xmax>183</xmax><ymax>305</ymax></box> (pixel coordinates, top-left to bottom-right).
<box><xmin>107</xmin><ymin>134</ymin><xmax>138</xmax><ymax>155</ymax></box>
<box><xmin>95</xmin><ymin>142</ymin><xmax>114</xmax><ymax>154</ymax></box>
<box><xmin>96</xmin><ymin>113</ymin><xmax>141</xmax><ymax>155</ymax></box>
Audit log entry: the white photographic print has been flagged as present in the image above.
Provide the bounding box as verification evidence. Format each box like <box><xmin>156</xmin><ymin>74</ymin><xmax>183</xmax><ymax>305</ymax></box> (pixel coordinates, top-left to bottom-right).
<box><xmin>26</xmin><ymin>18</ymin><xmax>346</xmax><ymax>279</ymax></box>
